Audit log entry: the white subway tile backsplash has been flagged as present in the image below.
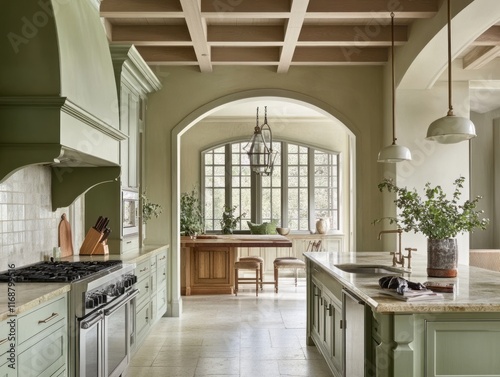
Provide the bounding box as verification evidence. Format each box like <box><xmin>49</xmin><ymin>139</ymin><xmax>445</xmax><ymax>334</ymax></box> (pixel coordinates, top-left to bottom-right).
<box><xmin>0</xmin><ymin>166</ymin><xmax>83</xmax><ymax>271</ymax></box>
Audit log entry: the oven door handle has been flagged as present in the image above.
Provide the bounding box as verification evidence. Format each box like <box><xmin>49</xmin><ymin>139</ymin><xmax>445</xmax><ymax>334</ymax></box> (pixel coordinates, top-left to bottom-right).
<box><xmin>104</xmin><ymin>289</ymin><xmax>139</xmax><ymax>316</ymax></box>
<box><xmin>80</xmin><ymin>310</ymin><xmax>104</xmax><ymax>329</ymax></box>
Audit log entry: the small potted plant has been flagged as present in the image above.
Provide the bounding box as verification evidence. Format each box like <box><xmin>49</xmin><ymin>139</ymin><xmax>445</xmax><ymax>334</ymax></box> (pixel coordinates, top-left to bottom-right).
<box><xmin>180</xmin><ymin>189</ymin><xmax>204</xmax><ymax>238</ymax></box>
<box><xmin>142</xmin><ymin>193</ymin><xmax>163</xmax><ymax>224</ymax></box>
<box><xmin>220</xmin><ymin>204</ymin><xmax>246</xmax><ymax>234</ymax></box>
<box><xmin>374</xmin><ymin>176</ymin><xmax>489</xmax><ymax>277</ymax></box>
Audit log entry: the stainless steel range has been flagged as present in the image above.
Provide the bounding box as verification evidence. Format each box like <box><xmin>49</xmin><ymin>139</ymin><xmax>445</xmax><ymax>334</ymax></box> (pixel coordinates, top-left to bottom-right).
<box><xmin>1</xmin><ymin>260</ymin><xmax>138</xmax><ymax>377</ymax></box>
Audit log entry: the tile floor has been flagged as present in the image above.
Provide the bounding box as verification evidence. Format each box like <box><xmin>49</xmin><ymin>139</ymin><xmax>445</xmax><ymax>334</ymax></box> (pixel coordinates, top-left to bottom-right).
<box><xmin>124</xmin><ymin>276</ymin><xmax>334</xmax><ymax>377</ymax></box>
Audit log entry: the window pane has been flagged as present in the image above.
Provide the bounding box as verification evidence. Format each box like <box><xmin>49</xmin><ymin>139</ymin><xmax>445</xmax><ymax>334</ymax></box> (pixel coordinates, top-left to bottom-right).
<box><xmin>202</xmin><ymin>141</ymin><xmax>340</xmax><ymax>233</ymax></box>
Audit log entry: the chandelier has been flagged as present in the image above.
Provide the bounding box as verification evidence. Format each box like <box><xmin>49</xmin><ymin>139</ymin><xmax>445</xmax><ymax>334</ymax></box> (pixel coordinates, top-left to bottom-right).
<box><xmin>244</xmin><ymin>106</ymin><xmax>277</xmax><ymax>176</ymax></box>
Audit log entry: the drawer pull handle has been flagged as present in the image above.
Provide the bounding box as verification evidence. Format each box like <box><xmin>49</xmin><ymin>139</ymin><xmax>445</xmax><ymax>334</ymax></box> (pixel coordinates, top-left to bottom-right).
<box><xmin>0</xmin><ymin>338</ymin><xmax>7</xmax><ymax>346</ymax></box>
<box><xmin>140</xmin><ymin>267</ymin><xmax>148</xmax><ymax>273</ymax></box>
<box><xmin>159</xmin><ymin>256</ymin><xmax>166</xmax><ymax>261</ymax></box>
<box><xmin>38</xmin><ymin>312</ymin><xmax>59</xmax><ymax>324</ymax></box>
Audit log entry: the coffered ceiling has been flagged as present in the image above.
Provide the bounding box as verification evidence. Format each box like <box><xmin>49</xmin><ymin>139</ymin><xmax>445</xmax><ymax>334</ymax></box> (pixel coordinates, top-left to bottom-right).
<box><xmin>100</xmin><ymin>0</ymin><xmax>500</xmax><ymax>113</ymax></box>
<box><xmin>100</xmin><ymin>0</ymin><xmax>440</xmax><ymax>73</ymax></box>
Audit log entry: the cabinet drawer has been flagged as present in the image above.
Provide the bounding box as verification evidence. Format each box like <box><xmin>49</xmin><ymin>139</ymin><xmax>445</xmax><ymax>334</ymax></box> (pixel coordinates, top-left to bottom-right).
<box><xmin>156</xmin><ymin>251</ymin><xmax>167</xmax><ymax>266</ymax></box>
<box><xmin>157</xmin><ymin>286</ymin><xmax>167</xmax><ymax>317</ymax></box>
<box><xmin>136</xmin><ymin>302</ymin><xmax>150</xmax><ymax>343</ymax></box>
<box><xmin>311</xmin><ymin>265</ymin><xmax>343</xmax><ymax>300</ymax></box>
<box><xmin>136</xmin><ymin>274</ymin><xmax>151</xmax><ymax>307</ymax></box>
<box><xmin>157</xmin><ymin>261</ymin><xmax>167</xmax><ymax>286</ymax></box>
<box><xmin>150</xmin><ymin>271</ymin><xmax>158</xmax><ymax>293</ymax></box>
<box><xmin>18</xmin><ymin>321</ymin><xmax>66</xmax><ymax>377</ymax></box>
<box><xmin>135</xmin><ymin>259</ymin><xmax>151</xmax><ymax>281</ymax></box>
<box><xmin>18</xmin><ymin>295</ymin><xmax>67</xmax><ymax>345</ymax></box>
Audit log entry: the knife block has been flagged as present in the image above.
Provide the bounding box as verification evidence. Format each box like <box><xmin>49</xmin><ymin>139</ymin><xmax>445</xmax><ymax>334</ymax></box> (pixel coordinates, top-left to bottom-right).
<box><xmin>93</xmin><ymin>241</ymin><xmax>109</xmax><ymax>255</ymax></box>
<box><xmin>80</xmin><ymin>228</ymin><xmax>103</xmax><ymax>255</ymax></box>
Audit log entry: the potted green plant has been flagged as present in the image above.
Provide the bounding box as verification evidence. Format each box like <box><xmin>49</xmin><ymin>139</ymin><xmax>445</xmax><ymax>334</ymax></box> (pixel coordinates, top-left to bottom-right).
<box><xmin>142</xmin><ymin>193</ymin><xmax>163</xmax><ymax>224</ymax></box>
<box><xmin>180</xmin><ymin>189</ymin><xmax>204</xmax><ymax>237</ymax></box>
<box><xmin>220</xmin><ymin>204</ymin><xmax>246</xmax><ymax>234</ymax></box>
<box><xmin>375</xmin><ymin>176</ymin><xmax>489</xmax><ymax>277</ymax></box>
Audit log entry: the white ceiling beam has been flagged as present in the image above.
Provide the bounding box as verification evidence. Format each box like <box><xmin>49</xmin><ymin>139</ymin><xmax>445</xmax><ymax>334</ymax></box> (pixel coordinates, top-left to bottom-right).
<box><xmin>179</xmin><ymin>0</ymin><xmax>212</xmax><ymax>72</ymax></box>
<box><xmin>277</xmin><ymin>0</ymin><xmax>309</xmax><ymax>73</ymax></box>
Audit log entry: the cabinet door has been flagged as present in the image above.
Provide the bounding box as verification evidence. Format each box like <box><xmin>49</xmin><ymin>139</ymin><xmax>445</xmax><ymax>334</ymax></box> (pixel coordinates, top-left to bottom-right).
<box><xmin>193</xmin><ymin>247</ymin><xmax>231</xmax><ymax>284</ymax></box>
<box><xmin>323</xmin><ymin>291</ymin><xmax>343</xmax><ymax>376</ymax></box>
<box><xmin>426</xmin><ymin>320</ymin><xmax>500</xmax><ymax>377</ymax></box>
<box><xmin>311</xmin><ymin>279</ymin><xmax>322</xmax><ymax>339</ymax></box>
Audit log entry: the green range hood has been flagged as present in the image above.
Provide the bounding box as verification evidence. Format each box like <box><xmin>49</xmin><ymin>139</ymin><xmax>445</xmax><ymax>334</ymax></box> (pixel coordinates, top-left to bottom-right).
<box><xmin>0</xmin><ymin>0</ymin><xmax>126</xmax><ymax>210</ymax></box>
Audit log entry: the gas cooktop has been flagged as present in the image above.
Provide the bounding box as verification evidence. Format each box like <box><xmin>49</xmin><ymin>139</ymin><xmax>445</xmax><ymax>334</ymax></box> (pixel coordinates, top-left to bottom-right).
<box><xmin>0</xmin><ymin>260</ymin><xmax>123</xmax><ymax>282</ymax></box>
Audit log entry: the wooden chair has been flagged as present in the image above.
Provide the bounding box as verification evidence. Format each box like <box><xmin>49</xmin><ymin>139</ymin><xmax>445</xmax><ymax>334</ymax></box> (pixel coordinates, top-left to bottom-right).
<box><xmin>234</xmin><ymin>260</ymin><xmax>260</xmax><ymax>296</ymax></box>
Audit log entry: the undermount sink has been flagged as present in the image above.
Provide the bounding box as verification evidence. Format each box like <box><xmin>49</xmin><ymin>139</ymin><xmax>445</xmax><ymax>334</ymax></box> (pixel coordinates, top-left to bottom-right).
<box><xmin>335</xmin><ymin>264</ymin><xmax>406</xmax><ymax>275</ymax></box>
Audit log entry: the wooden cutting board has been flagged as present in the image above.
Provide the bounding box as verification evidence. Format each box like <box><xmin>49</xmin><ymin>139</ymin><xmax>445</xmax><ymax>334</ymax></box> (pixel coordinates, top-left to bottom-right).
<box><xmin>58</xmin><ymin>213</ymin><xmax>74</xmax><ymax>257</ymax></box>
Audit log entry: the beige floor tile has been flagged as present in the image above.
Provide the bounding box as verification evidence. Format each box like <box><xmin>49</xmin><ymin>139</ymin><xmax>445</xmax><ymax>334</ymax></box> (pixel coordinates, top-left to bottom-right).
<box><xmin>194</xmin><ymin>357</ymin><xmax>240</xmax><ymax>375</ymax></box>
<box><xmin>126</xmin><ymin>280</ymin><xmax>334</xmax><ymax>377</ymax></box>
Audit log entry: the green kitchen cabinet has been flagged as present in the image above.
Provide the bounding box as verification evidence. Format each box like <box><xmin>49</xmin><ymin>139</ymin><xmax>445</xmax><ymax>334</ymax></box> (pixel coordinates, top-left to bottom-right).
<box><xmin>17</xmin><ymin>294</ymin><xmax>67</xmax><ymax>377</ymax></box>
<box><xmin>0</xmin><ymin>317</ymin><xmax>14</xmax><ymax>377</ymax></box>
<box><xmin>310</xmin><ymin>274</ymin><xmax>343</xmax><ymax>377</ymax></box>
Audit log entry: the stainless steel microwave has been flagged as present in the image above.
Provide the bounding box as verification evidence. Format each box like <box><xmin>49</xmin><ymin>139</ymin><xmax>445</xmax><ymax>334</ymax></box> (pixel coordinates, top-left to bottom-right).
<box><xmin>122</xmin><ymin>190</ymin><xmax>139</xmax><ymax>236</ymax></box>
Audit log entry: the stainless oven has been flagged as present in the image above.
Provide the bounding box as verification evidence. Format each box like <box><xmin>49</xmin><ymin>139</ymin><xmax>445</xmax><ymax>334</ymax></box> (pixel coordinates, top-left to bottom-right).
<box><xmin>72</xmin><ymin>264</ymin><xmax>138</xmax><ymax>377</ymax></box>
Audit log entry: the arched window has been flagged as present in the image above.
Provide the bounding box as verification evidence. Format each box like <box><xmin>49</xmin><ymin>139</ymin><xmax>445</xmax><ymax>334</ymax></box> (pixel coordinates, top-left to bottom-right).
<box><xmin>203</xmin><ymin>140</ymin><xmax>339</xmax><ymax>233</ymax></box>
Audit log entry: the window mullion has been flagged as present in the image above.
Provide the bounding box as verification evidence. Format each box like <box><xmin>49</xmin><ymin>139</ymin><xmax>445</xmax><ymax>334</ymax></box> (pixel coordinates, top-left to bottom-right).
<box><xmin>225</xmin><ymin>144</ymin><xmax>232</xmax><ymax>209</ymax></box>
<box><xmin>281</xmin><ymin>142</ymin><xmax>288</xmax><ymax>228</ymax></box>
<box><xmin>308</xmin><ymin>147</ymin><xmax>315</xmax><ymax>232</ymax></box>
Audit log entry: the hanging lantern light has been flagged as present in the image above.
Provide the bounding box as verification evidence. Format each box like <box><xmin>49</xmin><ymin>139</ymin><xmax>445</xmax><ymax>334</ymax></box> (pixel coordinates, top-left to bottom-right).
<box><xmin>244</xmin><ymin>106</ymin><xmax>277</xmax><ymax>176</ymax></box>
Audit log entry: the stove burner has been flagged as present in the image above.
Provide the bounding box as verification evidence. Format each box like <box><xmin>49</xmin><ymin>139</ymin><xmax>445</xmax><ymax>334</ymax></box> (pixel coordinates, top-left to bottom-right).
<box><xmin>0</xmin><ymin>260</ymin><xmax>123</xmax><ymax>283</ymax></box>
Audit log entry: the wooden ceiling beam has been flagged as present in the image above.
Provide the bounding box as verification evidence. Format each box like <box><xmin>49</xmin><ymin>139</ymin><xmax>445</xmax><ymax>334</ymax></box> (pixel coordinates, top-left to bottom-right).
<box><xmin>201</xmin><ymin>0</ymin><xmax>290</xmax><ymax>13</ymax></box>
<box><xmin>100</xmin><ymin>0</ymin><xmax>183</xmax><ymax>17</ymax></box>
<box><xmin>212</xmin><ymin>47</ymin><xmax>280</xmax><ymax>63</ymax></box>
<box><xmin>135</xmin><ymin>46</ymin><xmax>197</xmax><ymax>63</ymax></box>
<box><xmin>293</xmin><ymin>46</ymin><xmax>388</xmax><ymax>63</ymax></box>
<box><xmin>470</xmin><ymin>26</ymin><xmax>500</xmax><ymax>46</ymax></box>
<box><xmin>111</xmin><ymin>25</ymin><xmax>191</xmax><ymax>45</ymax></box>
<box><xmin>299</xmin><ymin>25</ymin><xmax>407</xmax><ymax>45</ymax></box>
<box><xmin>208</xmin><ymin>26</ymin><xmax>284</xmax><ymax>43</ymax></box>
<box><xmin>307</xmin><ymin>0</ymin><xmax>437</xmax><ymax>17</ymax></box>
<box><xmin>463</xmin><ymin>46</ymin><xmax>500</xmax><ymax>70</ymax></box>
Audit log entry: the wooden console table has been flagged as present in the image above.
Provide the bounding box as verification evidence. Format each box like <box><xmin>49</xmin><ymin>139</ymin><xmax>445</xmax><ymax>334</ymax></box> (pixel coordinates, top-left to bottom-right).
<box><xmin>180</xmin><ymin>235</ymin><xmax>292</xmax><ymax>295</ymax></box>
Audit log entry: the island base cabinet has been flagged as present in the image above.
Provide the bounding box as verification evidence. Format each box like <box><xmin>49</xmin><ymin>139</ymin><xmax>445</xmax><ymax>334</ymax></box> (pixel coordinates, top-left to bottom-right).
<box><xmin>310</xmin><ymin>276</ymin><xmax>343</xmax><ymax>377</ymax></box>
<box><xmin>426</xmin><ymin>320</ymin><xmax>500</xmax><ymax>377</ymax></box>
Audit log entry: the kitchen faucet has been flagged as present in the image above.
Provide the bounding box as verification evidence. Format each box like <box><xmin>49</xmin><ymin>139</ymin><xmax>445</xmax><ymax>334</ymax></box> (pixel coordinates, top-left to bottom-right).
<box><xmin>377</xmin><ymin>228</ymin><xmax>405</xmax><ymax>267</ymax></box>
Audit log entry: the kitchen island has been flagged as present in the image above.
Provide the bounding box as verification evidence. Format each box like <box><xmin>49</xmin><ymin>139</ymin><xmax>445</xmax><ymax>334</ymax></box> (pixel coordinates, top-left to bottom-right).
<box><xmin>304</xmin><ymin>251</ymin><xmax>500</xmax><ymax>377</ymax></box>
<box><xmin>181</xmin><ymin>234</ymin><xmax>292</xmax><ymax>295</ymax></box>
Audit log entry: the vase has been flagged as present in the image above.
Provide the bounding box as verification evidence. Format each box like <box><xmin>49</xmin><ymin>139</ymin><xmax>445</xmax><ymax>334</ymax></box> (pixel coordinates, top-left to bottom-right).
<box><xmin>427</xmin><ymin>238</ymin><xmax>458</xmax><ymax>277</ymax></box>
<box><xmin>316</xmin><ymin>218</ymin><xmax>329</xmax><ymax>234</ymax></box>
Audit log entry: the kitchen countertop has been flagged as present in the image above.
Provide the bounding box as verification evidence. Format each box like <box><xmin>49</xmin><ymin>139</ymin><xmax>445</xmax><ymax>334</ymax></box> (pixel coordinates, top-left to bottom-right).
<box><xmin>0</xmin><ymin>244</ymin><xmax>169</xmax><ymax>321</ymax></box>
<box><xmin>180</xmin><ymin>234</ymin><xmax>292</xmax><ymax>248</ymax></box>
<box><xmin>304</xmin><ymin>251</ymin><xmax>500</xmax><ymax>313</ymax></box>
<box><xmin>0</xmin><ymin>283</ymin><xmax>71</xmax><ymax>321</ymax></box>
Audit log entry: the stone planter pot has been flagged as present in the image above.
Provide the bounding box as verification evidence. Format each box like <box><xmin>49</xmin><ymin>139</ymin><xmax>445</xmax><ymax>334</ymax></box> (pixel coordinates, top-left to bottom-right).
<box><xmin>427</xmin><ymin>238</ymin><xmax>458</xmax><ymax>277</ymax></box>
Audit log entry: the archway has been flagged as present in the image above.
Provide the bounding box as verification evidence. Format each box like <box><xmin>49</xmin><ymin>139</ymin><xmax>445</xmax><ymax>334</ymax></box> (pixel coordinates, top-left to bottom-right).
<box><xmin>169</xmin><ymin>89</ymin><xmax>357</xmax><ymax>316</ymax></box>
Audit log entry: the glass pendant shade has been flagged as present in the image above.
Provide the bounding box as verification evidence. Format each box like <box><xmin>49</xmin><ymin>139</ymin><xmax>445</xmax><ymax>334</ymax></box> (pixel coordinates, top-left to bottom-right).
<box><xmin>377</xmin><ymin>143</ymin><xmax>412</xmax><ymax>163</ymax></box>
<box><xmin>426</xmin><ymin>114</ymin><xmax>476</xmax><ymax>144</ymax></box>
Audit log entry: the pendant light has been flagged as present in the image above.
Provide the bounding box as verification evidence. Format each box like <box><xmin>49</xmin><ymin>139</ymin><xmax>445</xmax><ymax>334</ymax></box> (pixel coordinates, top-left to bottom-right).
<box><xmin>378</xmin><ymin>12</ymin><xmax>412</xmax><ymax>163</ymax></box>
<box><xmin>244</xmin><ymin>106</ymin><xmax>277</xmax><ymax>176</ymax></box>
<box><xmin>426</xmin><ymin>0</ymin><xmax>476</xmax><ymax>143</ymax></box>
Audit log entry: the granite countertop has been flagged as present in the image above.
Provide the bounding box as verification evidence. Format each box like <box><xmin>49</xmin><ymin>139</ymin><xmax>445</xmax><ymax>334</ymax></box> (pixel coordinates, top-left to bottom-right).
<box><xmin>0</xmin><ymin>283</ymin><xmax>71</xmax><ymax>321</ymax></box>
<box><xmin>304</xmin><ymin>251</ymin><xmax>500</xmax><ymax>314</ymax></box>
<box><xmin>0</xmin><ymin>244</ymin><xmax>169</xmax><ymax>321</ymax></box>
